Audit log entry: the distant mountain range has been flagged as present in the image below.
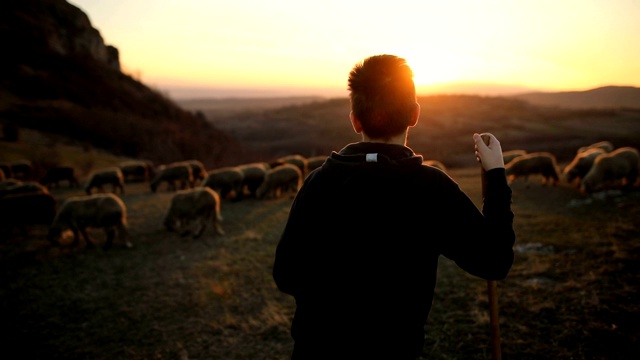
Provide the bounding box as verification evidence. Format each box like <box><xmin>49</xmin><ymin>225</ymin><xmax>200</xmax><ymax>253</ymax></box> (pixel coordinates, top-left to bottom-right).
<box><xmin>510</xmin><ymin>86</ymin><xmax>640</xmax><ymax>109</ymax></box>
<box><xmin>176</xmin><ymin>85</ymin><xmax>640</xmax><ymax>112</ymax></box>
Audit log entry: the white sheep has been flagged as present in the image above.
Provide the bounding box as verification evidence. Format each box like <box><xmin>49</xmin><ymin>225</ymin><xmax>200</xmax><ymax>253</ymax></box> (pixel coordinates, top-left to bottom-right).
<box><xmin>505</xmin><ymin>152</ymin><xmax>561</xmax><ymax>187</ymax></box>
<box><xmin>47</xmin><ymin>193</ymin><xmax>131</xmax><ymax>249</ymax></box>
<box><xmin>201</xmin><ymin>166</ymin><xmax>245</xmax><ymax>200</ymax></box>
<box><xmin>118</xmin><ymin>160</ymin><xmax>151</xmax><ymax>183</ymax></box>
<box><xmin>562</xmin><ymin>147</ymin><xmax>606</xmax><ymax>186</ymax></box>
<box><xmin>274</xmin><ymin>154</ymin><xmax>308</xmax><ymax>177</ymax></box>
<box><xmin>236</xmin><ymin>162</ymin><xmax>269</xmax><ymax>199</ymax></box>
<box><xmin>0</xmin><ymin>163</ymin><xmax>12</xmax><ymax>179</ymax></box>
<box><xmin>578</xmin><ymin>140</ymin><xmax>614</xmax><ymax>154</ymax></box>
<box><xmin>0</xmin><ymin>179</ymin><xmax>22</xmax><ymax>190</ymax></box>
<box><xmin>580</xmin><ymin>146</ymin><xmax>640</xmax><ymax>193</ymax></box>
<box><xmin>10</xmin><ymin>159</ymin><xmax>33</xmax><ymax>180</ymax></box>
<box><xmin>502</xmin><ymin>149</ymin><xmax>527</xmax><ymax>165</ymax></box>
<box><xmin>85</xmin><ymin>167</ymin><xmax>125</xmax><ymax>195</ymax></box>
<box><xmin>39</xmin><ymin>166</ymin><xmax>80</xmax><ymax>188</ymax></box>
<box><xmin>256</xmin><ymin>163</ymin><xmax>302</xmax><ymax>199</ymax></box>
<box><xmin>150</xmin><ymin>162</ymin><xmax>194</xmax><ymax>193</ymax></box>
<box><xmin>0</xmin><ymin>181</ymin><xmax>49</xmax><ymax>198</ymax></box>
<box><xmin>163</xmin><ymin>187</ymin><xmax>224</xmax><ymax>238</ymax></box>
<box><xmin>183</xmin><ymin>159</ymin><xmax>208</xmax><ymax>182</ymax></box>
<box><xmin>0</xmin><ymin>192</ymin><xmax>57</xmax><ymax>237</ymax></box>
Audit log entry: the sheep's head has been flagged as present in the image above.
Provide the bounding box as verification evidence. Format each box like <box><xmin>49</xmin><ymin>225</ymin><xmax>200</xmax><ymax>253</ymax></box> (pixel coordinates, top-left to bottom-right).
<box><xmin>47</xmin><ymin>226</ymin><xmax>62</xmax><ymax>245</ymax></box>
<box><xmin>580</xmin><ymin>175</ymin><xmax>602</xmax><ymax>194</ymax></box>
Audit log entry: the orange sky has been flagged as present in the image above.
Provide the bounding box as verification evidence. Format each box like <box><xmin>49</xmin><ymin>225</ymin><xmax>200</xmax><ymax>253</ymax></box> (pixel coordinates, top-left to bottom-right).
<box><xmin>69</xmin><ymin>0</ymin><xmax>640</xmax><ymax>99</ymax></box>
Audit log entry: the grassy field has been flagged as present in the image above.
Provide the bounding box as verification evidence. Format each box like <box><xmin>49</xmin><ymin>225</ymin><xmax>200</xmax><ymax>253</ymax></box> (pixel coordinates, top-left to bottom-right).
<box><xmin>1</xmin><ymin>158</ymin><xmax>638</xmax><ymax>359</ymax></box>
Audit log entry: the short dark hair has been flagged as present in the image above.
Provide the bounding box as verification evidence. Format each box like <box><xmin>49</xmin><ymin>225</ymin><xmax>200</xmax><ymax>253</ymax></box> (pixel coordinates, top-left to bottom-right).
<box><xmin>348</xmin><ymin>54</ymin><xmax>417</xmax><ymax>140</ymax></box>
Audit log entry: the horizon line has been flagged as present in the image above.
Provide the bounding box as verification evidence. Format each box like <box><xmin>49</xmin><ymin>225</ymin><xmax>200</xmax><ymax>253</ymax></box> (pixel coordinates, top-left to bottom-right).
<box><xmin>154</xmin><ymin>82</ymin><xmax>638</xmax><ymax>101</ymax></box>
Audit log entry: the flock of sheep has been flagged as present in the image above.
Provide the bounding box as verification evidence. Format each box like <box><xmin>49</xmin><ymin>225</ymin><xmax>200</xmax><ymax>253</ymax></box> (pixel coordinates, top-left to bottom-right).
<box><xmin>500</xmin><ymin>141</ymin><xmax>640</xmax><ymax>193</ymax></box>
<box><xmin>0</xmin><ymin>154</ymin><xmax>327</xmax><ymax>249</ymax></box>
<box><xmin>2</xmin><ymin>142</ymin><xmax>638</xmax><ymax>249</ymax></box>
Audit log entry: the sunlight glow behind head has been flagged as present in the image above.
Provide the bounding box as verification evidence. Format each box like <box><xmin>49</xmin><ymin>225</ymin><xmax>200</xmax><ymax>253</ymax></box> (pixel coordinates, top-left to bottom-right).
<box><xmin>69</xmin><ymin>0</ymin><xmax>640</xmax><ymax>98</ymax></box>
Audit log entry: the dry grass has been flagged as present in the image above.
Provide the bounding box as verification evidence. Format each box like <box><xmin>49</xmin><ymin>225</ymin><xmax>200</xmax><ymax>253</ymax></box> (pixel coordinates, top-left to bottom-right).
<box><xmin>1</xmin><ymin>166</ymin><xmax>639</xmax><ymax>359</ymax></box>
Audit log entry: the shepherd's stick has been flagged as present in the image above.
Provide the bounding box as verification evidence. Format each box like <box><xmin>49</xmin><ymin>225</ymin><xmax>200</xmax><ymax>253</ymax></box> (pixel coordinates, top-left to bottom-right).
<box><xmin>480</xmin><ymin>133</ymin><xmax>502</xmax><ymax>360</ymax></box>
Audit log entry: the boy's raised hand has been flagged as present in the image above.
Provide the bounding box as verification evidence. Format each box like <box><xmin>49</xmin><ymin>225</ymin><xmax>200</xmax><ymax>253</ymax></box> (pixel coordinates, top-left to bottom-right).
<box><xmin>474</xmin><ymin>132</ymin><xmax>505</xmax><ymax>171</ymax></box>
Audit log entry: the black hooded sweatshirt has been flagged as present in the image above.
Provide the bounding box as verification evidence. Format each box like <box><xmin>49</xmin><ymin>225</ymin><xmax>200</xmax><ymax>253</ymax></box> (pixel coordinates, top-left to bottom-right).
<box><xmin>273</xmin><ymin>142</ymin><xmax>515</xmax><ymax>359</ymax></box>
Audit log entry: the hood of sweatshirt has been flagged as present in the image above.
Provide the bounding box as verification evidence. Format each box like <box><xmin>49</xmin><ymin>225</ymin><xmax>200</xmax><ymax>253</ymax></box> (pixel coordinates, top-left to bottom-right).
<box><xmin>327</xmin><ymin>142</ymin><xmax>424</xmax><ymax>168</ymax></box>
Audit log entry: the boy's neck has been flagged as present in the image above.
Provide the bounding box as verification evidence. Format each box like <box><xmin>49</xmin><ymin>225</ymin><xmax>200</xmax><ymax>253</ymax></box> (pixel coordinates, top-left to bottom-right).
<box><xmin>361</xmin><ymin>131</ymin><xmax>409</xmax><ymax>146</ymax></box>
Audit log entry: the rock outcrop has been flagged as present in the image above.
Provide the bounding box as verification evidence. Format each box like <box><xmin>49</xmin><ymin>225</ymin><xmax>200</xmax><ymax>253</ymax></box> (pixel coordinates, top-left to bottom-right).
<box><xmin>1</xmin><ymin>0</ymin><xmax>120</xmax><ymax>70</ymax></box>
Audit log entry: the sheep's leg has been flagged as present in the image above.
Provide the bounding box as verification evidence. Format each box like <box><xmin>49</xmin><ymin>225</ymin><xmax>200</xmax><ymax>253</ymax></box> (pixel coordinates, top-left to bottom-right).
<box><xmin>71</xmin><ymin>228</ymin><xmax>81</xmax><ymax>246</ymax></box>
<box><xmin>193</xmin><ymin>218</ymin><xmax>205</xmax><ymax>239</ymax></box>
<box><xmin>80</xmin><ymin>228</ymin><xmax>95</xmax><ymax>248</ymax></box>
<box><xmin>164</xmin><ymin>216</ymin><xmax>175</xmax><ymax>232</ymax></box>
<box><xmin>178</xmin><ymin>219</ymin><xmax>191</xmax><ymax>237</ymax></box>
<box><xmin>213</xmin><ymin>217</ymin><xmax>225</xmax><ymax>236</ymax></box>
<box><xmin>103</xmin><ymin>227</ymin><xmax>115</xmax><ymax>250</ymax></box>
<box><xmin>118</xmin><ymin>223</ymin><xmax>132</xmax><ymax>248</ymax></box>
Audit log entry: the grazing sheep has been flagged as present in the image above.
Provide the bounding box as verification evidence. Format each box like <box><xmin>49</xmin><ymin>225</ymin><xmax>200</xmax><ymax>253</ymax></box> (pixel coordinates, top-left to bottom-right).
<box><xmin>502</xmin><ymin>150</ymin><xmax>527</xmax><ymax>165</ymax></box>
<box><xmin>256</xmin><ymin>163</ymin><xmax>302</xmax><ymax>199</ymax></box>
<box><xmin>578</xmin><ymin>141</ymin><xmax>614</xmax><ymax>154</ymax></box>
<box><xmin>563</xmin><ymin>148</ymin><xmax>606</xmax><ymax>186</ymax></box>
<box><xmin>150</xmin><ymin>162</ymin><xmax>194</xmax><ymax>193</ymax></box>
<box><xmin>0</xmin><ymin>192</ymin><xmax>57</xmax><ymax>237</ymax></box>
<box><xmin>422</xmin><ymin>160</ymin><xmax>447</xmax><ymax>172</ymax></box>
<box><xmin>202</xmin><ymin>166</ymin><xmax>245</xmax><ymax>200</ymax></box>
<box><xmin>276</xmin><ymin>154</ymin><xmax>308</xmax><ymax>177</ymax></box>
<box><xmin>581</xmin><ymin>147</ymin><xmax>640</xmax><ymax>193</ymax></box>
<box><xmin>237</xmin><ymin>162</ymin><xmax>269</xmax><ymax>199</ymax></box>
<box><xmin>163</xmin><ymin>187</ymin><xmax>224</xmax><ymax>238</ymax></box>
<box><xmin>306</xmin><ymin>156</ymin><xmax>327</xmax><ymax>174</ymax></box>
<box><xmin>184</xmin><ymin>159</ymin><xmax>208</xmax><ymax>182</ymax></box>
<box><xmin>10</xmin><ymin>159</ymin><xmax>33</xmax><ymax>180</ymax></box>
<box><xmin>0</xmin><ymin>163</ymin><xmax>12</xmax><ymax>179</ymax></box>
<box><xmin>47</xmin><ymin>193</ymin><xmax>131</xmax><ymax>249</ymax></box>
<box><xmin>0</xmin><ymin>179</ymin><xmax>22</xmax><ymax>190</ymax></box>
<box><xmin>39</xmin><ymin>166</ymin><xmax>80</xmax><ymax>188</ymax></box>
<box><xmin>238</xmin><ymin>162</ymin><xmax>269</xmax><ymax>194</ymax></box>
<box><xmin>505</xmin><ymin>152</ymin><xmax>561</xmax><ymax>187</ymax></box>
<box><xmin>0</xmin><ymin>181</ymin><xmax>49</xmax><ymax>197</ymax></box>
<box><xmin>85</xmin><ymin>167</ymin><xmax>125</xmax><ymax>195</ymax></box>
<box><xmin>118</xmin><ymin>160</ymin><xmax>150</xmax><ymax>183</ymax></box>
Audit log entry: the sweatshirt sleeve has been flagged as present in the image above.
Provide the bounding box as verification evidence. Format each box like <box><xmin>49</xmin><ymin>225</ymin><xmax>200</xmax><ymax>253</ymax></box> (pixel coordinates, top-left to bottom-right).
<box><xmin>441</xmin><ymin>168</ymin><xmax>515</xmax><ymax>280</ymax></box>
<box><xmin>272</xmin><ymin>184</ymin><xmax>310</xmax><ymax>296</ymax></box>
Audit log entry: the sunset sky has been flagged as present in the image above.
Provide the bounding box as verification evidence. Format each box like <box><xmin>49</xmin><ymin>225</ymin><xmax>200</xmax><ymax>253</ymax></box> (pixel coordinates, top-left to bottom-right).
<box><xmin>69</xmin><ymin>0</ymin><xmax>640</xmax><ymax>99</ymax></box>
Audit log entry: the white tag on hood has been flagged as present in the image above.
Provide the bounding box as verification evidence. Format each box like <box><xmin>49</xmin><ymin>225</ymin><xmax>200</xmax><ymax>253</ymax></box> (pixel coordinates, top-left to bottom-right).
<box><xmin>365</xmin><ymin>153</ymin><xmax>378</xmax><ymax>162</ymax></box>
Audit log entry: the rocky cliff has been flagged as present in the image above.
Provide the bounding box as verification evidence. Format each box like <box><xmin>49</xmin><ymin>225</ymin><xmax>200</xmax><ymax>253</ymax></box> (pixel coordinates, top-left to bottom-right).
<box><xmin>2</xmin><ymin>0</ymin><xmax>119</xmax><ymax>71</ymax></box>
<box><xmin>0</xmin><ymin>0</ymin><xmax>251</xmax><ymax>168</ymax></box>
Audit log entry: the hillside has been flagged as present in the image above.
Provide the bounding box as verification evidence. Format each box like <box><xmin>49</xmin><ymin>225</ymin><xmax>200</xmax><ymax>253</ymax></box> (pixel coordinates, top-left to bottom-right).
<box><xmin>191</xmin><ymin>95</ymin><xmax>640</xmax><ymax>168</ymax></box>
<box><xmin>511</xmin><ymin>86</ymin><xmax>640</xmax><ymax>109</ymax></box>
<box><xmin>0</xmin><ymin>0</ymin><xmax>252</xmax><ymax>172</ymax></box>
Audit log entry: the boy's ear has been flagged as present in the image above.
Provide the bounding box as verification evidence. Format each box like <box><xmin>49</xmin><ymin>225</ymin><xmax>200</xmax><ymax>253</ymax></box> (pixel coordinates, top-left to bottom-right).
<box><xmin>409</xmin><ymin>103</ymin><xmax>420</xmax><ymax>127</ymax></box>
<box><xmin>350</xmin><ymin>111</ymin><xmax>363</xmax><ymax>134</ymax></box>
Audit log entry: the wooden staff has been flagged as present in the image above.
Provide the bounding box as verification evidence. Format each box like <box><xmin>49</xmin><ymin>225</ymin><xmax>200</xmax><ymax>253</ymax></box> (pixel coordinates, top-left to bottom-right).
<box><xmin>480</xmin><ymin>133</ymin><xmax>502</xmax><ymax>360</ymax></box>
